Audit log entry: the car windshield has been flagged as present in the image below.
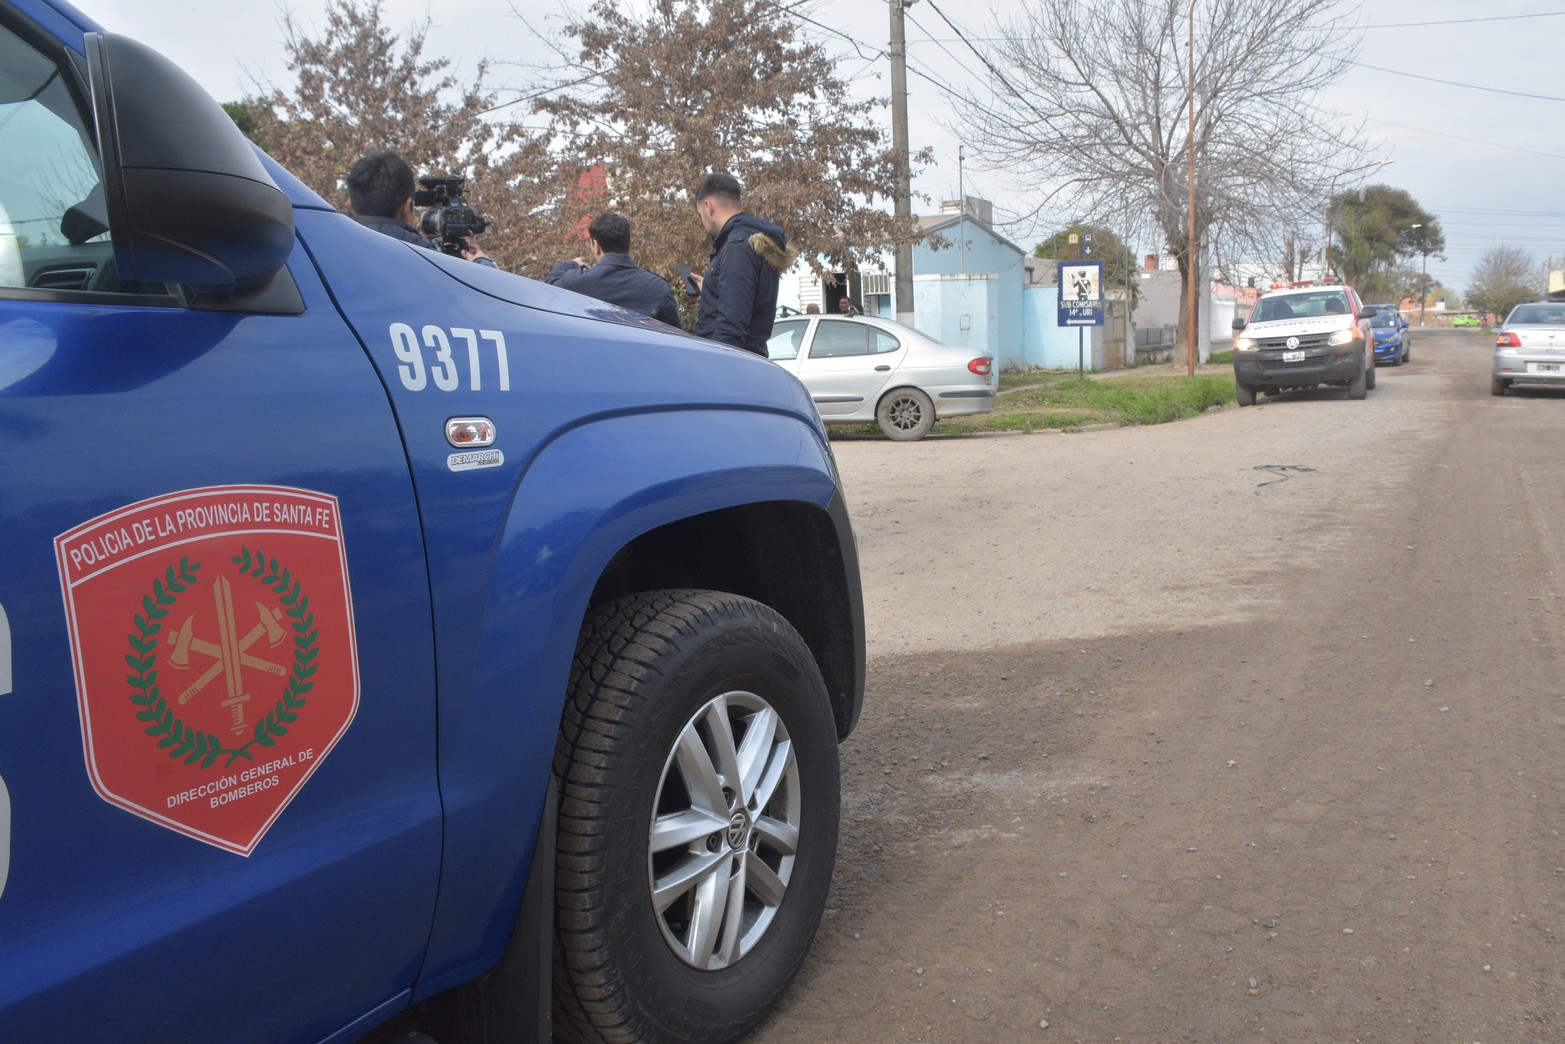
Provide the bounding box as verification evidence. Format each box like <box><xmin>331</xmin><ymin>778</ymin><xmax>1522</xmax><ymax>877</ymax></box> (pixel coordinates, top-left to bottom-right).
<box><xmin>1253</xmin><ymin>291</ymin><xmax>1351</xmax><ymax>322</ymax></box>
<box><xmin>1370</xmin><ymin>311</ymin><xmax>1398</xmax><ymax>328</ymax></box>
<box><xmin>1507</xmin><ymin>304</ymin><xmax>1565</xmax><ymax>325</ymax></box>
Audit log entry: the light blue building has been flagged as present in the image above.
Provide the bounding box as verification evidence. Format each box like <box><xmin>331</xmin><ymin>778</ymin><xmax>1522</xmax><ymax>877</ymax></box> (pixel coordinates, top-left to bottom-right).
<box><xmin>777</xmin><ymin>197</ymin><xmax>1107</xmax><ymax>372</ymax></box>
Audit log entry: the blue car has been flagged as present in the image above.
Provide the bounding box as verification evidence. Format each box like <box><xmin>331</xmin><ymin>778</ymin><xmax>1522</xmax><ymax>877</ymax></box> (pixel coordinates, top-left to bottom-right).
<box><xmin>0</xmin><ymin>2</ymin><xmax>865</xmax><ymax>1041</ymax></box>
<box><xmin>1369</xmin><ymin>305</ymin><xmax>1412</xmax><ymax>365</ymax></box>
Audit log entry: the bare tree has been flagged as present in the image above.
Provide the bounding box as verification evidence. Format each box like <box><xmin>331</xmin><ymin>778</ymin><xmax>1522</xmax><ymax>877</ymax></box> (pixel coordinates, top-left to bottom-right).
<box><xmin>1274</xmin><ymin>225</ymin><xmax>1322</xmax><ymax>285</ymax></box>
<box><xmin>524</xmin><ymin>0</ymin><xmax>929</xmax><ymax>284</ymax></box>
<box><xmin>1466</xmin><ymin>244</ymin><xmax>1540</xmax><ymax>321</ymax></box>
<box><xmin>942</xmin><ymin>0</ymin><xmax>1367</xmax><ymax>357</ymax></box>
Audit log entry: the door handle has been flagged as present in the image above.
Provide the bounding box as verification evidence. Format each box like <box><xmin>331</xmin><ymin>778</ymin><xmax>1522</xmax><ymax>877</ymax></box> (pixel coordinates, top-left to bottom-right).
<box><xmin>875</xmin><ymin>365</ymin><xmax>891</xmax><ymax>372</ymax></box>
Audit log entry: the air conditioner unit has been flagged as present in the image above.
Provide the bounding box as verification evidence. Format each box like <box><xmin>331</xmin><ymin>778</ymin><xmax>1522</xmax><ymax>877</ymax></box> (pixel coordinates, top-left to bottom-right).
<box><xmin>861</xmin><ymin>272</ymin><xmax>890</xmax><ymax>296</ymax></box>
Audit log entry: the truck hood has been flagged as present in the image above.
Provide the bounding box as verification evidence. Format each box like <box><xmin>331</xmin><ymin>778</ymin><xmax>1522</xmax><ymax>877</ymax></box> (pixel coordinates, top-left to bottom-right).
<box><xmin>1243</xmin><ymin>313</ymin><xmax>1356</xmax><ymax>338</ymax></box>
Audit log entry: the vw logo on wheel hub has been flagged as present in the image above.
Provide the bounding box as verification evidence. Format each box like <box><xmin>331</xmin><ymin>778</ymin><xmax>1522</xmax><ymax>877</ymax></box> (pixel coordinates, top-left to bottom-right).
<box><xmin>726</xmin><ymin>810</ymin><xmax>750</xmax><ymax>850</ymax></box>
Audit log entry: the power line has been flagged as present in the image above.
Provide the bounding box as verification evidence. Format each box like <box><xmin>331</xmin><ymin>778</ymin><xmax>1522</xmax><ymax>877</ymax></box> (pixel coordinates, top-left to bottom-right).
<box><xmin>1363</xmin><ymin>10</ymin><xmax>1565</xmax><ymax>29</ymax></box>
<box><xmin>1364</xmin><ymin>116</ymin><xmax>1565</xmax><ymax>163</ymax></box>
<box><xmin>1434</xmin><ymin>205</ymin><xmax>1565</xmax><ymax>218</ymax></box>
<box><xmin>754</xmin><ymin>0</ymin><xmax>886</xmax><ymax>62</ymax></box>
<box><xmin>903</xmin><ymin>54</ymin><xmax>966</xmax><ymax>99</ymax></box>
<box><xmin>1354</xmin><ymin>62</ymin><xmax>1565</xmax><ymax>104</ymax></box>
<box><xmin>480</xmin><ymin>73</ymin><xmax>598</xmax><ymax>115</ymax></box>
<box><xmin>919</xmin><ymin>0</ymin><xmax>1065</xmax><ymax>137</ymax></box>
<box><xmin>902</xmin><ymin>10</ymin><xmax>980</xmax><ymax>95</ymax></box>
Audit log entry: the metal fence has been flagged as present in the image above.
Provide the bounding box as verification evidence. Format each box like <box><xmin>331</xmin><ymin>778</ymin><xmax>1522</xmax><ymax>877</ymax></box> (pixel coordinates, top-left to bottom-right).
<box><xmin>1134</xmin><ymin>324</ymin><xmax>1178</xmax><ymax>363</ymax></box>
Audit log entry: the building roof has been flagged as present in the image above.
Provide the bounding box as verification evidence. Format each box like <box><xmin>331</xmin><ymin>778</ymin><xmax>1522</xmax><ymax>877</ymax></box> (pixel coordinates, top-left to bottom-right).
<box><xmin>916</xmin><ymin>212</ymin><xmax>1027</xmax><ymax>257</ymax></box>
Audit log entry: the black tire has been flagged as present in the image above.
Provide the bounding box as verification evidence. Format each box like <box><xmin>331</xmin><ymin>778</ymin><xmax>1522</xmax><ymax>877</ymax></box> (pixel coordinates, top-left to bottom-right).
<box><xmin>552</xmin><ymin>590</ymin><xmax>840</xmax><ymax>1044</ymax></box>
<box><xmin>876</xmin><ymin>387</ymin><xmax>936</xmax><ymax>441</ymax></box>
<box><xmin>1365</xmin><ymin>356</ymin><xmax>1377</xmax><ymax>390</ymax></box>
<box><xmin>1234</xmin><ymin>381</ymin><xmax>1256</xmax><ymax>407</ymax></box>
<box><xmin>1348</xmin><ymin>364</ymin><xmax>1367</xmax><ymax>400</ymax></box>
<box><xmin>1491</xmin><ymin>374</ymin><xmax>1507</xmax><ymax>396</ymax></box>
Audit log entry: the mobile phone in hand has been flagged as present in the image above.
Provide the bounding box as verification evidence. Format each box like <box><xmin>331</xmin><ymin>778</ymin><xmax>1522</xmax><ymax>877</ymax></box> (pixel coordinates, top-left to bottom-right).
<box><xmin>677</xmin><ymin>265</ymin><xmax>700</xmax><ymax>296</ymax></box>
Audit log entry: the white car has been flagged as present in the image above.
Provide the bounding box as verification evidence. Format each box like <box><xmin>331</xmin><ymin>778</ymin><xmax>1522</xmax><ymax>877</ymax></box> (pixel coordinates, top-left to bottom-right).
<box><xmin>766</xmin><ymin>314</ymin><xmax>995</xmax><ymax>440</ymax></box>
<box><xmin>1492</xmin><ymin>301</ymin><xmax>1565</xmax><ymax>395</ymax></box>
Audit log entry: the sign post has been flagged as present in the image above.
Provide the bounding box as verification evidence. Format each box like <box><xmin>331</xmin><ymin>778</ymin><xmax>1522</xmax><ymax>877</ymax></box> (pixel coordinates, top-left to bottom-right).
<box><xmin>1057</xmin><ymin>260</ymin><xmax>1106</xmax><ymax>377</ymax></box>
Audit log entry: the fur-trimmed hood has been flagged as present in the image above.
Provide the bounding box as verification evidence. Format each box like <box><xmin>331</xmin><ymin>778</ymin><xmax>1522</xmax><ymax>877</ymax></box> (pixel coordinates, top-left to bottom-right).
<box><xmin>747</xmin><ymin>230</ymin><xmax>796</xmax><ymax>272</ymax></box>
<box><xmin>714</xmin><ymin>213</ymin><xmax>793</xmax><ymax>272</ymax></box>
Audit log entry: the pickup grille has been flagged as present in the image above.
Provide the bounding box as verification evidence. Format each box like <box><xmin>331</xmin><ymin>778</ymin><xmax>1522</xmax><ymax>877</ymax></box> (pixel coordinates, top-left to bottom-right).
<box><xmin>1254</xmin><ymin>332</ymin><xmax>1332</xmax><ymax>351</ymax></box>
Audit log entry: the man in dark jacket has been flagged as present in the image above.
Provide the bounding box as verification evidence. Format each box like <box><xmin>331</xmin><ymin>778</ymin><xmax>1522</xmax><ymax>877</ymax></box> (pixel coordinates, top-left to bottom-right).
<box><xmin>345</xmin><ymin>151</ymin><xmax>495</xmax><ymax>267</ymax></box>
<box><xmin>544</xmin><ymin>213</ymin><xmax>679</xmax><ymax>325</ymax></box>
<box><xmin>690</xmin><ymin>172</ymin><xmax>795</xmax><ymax>356</ymax></box>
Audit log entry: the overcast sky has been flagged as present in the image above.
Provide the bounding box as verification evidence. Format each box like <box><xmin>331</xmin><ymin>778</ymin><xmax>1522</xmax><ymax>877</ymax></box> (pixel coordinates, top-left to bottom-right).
<box><xmin>85</xmin><ymin>0</ymin><xmax>1565</xmax><ymax>297</ymax></box>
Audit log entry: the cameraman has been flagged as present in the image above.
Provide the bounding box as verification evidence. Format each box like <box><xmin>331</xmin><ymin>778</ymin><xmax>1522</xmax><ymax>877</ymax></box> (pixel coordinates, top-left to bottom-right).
<box><xmin>345</xmin><ymin>151</ymin><xmax>494</xmax><ymax>268</ymax></box>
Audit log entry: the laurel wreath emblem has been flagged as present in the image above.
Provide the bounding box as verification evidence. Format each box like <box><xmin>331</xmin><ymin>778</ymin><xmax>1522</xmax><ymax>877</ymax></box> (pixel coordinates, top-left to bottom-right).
<box><xmin>125</xmin><ymin>548</ymin><xmax>319</xmax><ymax>769</ymax></box>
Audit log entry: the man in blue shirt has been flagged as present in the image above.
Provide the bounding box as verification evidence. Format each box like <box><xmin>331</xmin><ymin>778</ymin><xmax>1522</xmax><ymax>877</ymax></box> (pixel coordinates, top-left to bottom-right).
<box><xmin>545</xmin><ymin>213</ymin><xmax>680</xmax><ymax>326</ymax></box>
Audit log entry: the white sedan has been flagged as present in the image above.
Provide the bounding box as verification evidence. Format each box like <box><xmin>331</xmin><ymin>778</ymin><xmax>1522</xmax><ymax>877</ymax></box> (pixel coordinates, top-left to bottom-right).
<box><xmin>1492</xmin><ymin>301</ymin><xmax>1565</xmax><ymax>395</ymax></box>
<box><xmin>766</xmin><ymin>314</ymin><xmax>995</xmax><ymax>440</ymax></box>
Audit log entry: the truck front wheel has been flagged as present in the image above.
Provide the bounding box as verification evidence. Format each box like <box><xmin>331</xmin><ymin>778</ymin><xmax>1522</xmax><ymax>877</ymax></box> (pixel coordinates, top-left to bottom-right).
<box><xmin>552</xmin><ymin>590</ymin><xmax>840</xmax><ymax>1043</ymax></box>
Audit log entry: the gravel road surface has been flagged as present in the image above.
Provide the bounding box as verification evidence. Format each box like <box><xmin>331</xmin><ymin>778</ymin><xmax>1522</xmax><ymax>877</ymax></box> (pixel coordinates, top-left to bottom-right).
<box><xmin>754</xmin><ymin>329</ymin><xmax>1565</xmax><ymax>1042</ymax></box>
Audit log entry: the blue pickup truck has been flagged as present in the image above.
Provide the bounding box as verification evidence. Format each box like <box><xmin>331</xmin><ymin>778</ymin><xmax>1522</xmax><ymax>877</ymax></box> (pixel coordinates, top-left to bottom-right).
<box><xmin>0</xmin><ymin>2</ymin><xmax>865</xmax><ymax>1040</ymax></box>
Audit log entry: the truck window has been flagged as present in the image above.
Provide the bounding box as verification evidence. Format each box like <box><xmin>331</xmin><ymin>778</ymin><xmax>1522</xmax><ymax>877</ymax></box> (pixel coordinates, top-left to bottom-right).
<box><xmin>0</xmin><ymin>25</ymin><xmax>158</xmax><ymax>297</ymax></box>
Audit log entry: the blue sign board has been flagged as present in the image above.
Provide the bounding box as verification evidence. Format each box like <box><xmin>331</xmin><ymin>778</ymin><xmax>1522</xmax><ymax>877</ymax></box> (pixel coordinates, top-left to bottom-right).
<box><xmin>1057</xmin><ymin>261</ymin><xmax>1106</xmax><ymax>327</ymax></box>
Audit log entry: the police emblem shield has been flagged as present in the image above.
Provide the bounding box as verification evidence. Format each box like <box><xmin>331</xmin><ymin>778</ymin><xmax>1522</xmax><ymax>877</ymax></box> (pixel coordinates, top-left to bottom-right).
<box><xmin>55</xmin><ymin>486</ymin><xmax>359</xmax><ymax>855</ymax></box>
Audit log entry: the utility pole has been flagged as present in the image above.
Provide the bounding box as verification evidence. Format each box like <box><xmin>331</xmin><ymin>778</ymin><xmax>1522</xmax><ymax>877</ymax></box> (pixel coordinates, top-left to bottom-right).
<box><xmin>1418</xmin><ymin>249</ymin><xmax>1429</xmax><ymax>325</ymax></box>
<box><xmin>891</xmin><ymin>0</ymin><xmax>917</xmax><ymax>326</ymax></box>
<box><xmin>957</xmin><ymin>144</ymin><xmax>966</xmax><ymax>275</ymax></box>
<box><xmin>1408</xmin><ymin>222</ymin><xmax>1426</xmax><ymax>327</ymax></box>
<box><xmin>1185</xmin><ymin>0</ymin><xmax>1197</xmax><ymax>377</ymax></box>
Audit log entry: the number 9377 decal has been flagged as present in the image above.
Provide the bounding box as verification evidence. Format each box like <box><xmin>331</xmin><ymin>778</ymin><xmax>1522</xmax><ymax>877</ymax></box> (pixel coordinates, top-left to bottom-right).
<box><xmin>389</xmin><ymin>324</ymin><xmax>511</xmax><ymax>393</ymax></box>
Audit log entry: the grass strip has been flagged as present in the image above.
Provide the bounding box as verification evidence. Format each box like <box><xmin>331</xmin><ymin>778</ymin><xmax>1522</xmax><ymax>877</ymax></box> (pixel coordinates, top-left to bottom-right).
<box><xmin>835</xmin><ymin>370</ymin><xmax>1236</xmax><ymax>438</ymax></box>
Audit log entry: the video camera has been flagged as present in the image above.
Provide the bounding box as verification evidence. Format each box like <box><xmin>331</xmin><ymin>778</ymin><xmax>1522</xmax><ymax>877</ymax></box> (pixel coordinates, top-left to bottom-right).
<box><xmin>414</xmin><ymin>175</ymin><xmax>489</xmax><ymax>257</ymax></box>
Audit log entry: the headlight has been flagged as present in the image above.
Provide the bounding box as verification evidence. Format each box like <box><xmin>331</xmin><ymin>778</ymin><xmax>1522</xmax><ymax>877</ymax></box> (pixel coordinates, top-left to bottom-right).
<box><xmin>1234</xmin><ymin>336</ymin><xmax>1257</xmax><ymax>352</ymax></box>
<box><xmin>1327</xmin><ymin>328</ymin><xmax>1358</xmax><ymax>346</ymax></box>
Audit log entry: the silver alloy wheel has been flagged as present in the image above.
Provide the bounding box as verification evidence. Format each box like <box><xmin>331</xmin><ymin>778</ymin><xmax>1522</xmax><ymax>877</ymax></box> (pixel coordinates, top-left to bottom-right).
<box><xmin>649</xmin><ymin>689</ymin><xmax>801</xmax><ymax>970</ymax></box>
<box><xmin>884</xmin><ymin>393</ymin><xmax>925</xmax><ymax>432</ymax></box>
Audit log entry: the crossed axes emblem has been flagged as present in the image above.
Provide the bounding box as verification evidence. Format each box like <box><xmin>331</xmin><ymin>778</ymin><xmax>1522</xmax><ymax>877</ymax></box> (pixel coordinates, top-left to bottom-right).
<box><xmin>165</xmin><ymin>576</ymin><xmax>286</xmax><ymax>736</ymax></box>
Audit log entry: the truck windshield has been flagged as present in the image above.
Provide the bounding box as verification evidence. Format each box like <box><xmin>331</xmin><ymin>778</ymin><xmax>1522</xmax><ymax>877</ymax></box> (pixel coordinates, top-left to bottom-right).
<box><xmin>1254</xmin><ymin>292</ymin><xmax>1350</xmax><ymax>322</ymax></box>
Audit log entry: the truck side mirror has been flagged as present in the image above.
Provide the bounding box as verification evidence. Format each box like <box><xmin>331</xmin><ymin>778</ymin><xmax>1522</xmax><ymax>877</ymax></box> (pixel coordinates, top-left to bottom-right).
<box><xmin>84</xmin><ymin>33</ymin><xmax>293</xmax><ymax>295</ymax></box>
<box><xmin>1232</xmin><ymin>317</ymin><xmax>1246</xmax><ymax>331</ymax></box>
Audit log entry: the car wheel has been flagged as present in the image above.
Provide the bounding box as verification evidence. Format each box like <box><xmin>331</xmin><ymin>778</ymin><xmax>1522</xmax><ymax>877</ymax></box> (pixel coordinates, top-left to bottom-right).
<box><xmin>1348</xmin><ymin>365</ymin><xmax>1367</xmax><ymax>400</ymax></box>
<box><xmin>1365</xmin><ymin>358</ymin><xmax>1377</xmax><ymax>390</ymax></box>
<box><xmin>1491</xmin><ymin>374</ymin><xmax>1506</xmax><ymax>396</ymax></box>
<box><xmin>552</xmin><ymin>590</ymin><xmax>840</xmax><ymax>1044</ymax></box>
<box><xmin>1234</xmin><ymin>381</ymin><xmax>1256</xmax><ymax>407</ymax></box>
<box><xmin>876</xmin><ymin>388</ymin><xmax>936</xmax><ymax>441</ymax></box>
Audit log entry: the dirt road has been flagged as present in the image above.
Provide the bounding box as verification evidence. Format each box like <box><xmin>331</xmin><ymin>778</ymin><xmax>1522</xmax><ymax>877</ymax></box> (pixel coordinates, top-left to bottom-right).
<box><xmin>755</xmin><ymin>330</ymin><xmax>1565</xmax><ymax>1042</ymax></box>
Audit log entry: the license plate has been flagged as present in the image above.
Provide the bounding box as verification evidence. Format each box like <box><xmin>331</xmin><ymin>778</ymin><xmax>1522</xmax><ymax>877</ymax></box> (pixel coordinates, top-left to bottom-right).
<box><xmin>1282</xmin><ymin>350</ymin><xmax>1306</xmax><ymax>363</ymax></box>
<box><xmin>1532</xmin><ymin>362</ymin><xmax>1562</xmax><ymax>373</ymax></box>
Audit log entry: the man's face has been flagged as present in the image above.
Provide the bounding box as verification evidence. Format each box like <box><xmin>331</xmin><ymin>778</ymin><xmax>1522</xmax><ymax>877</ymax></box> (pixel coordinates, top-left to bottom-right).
<box><xmin>695</xmin><ymin>198</ymin><xmax>722</xmax><ymax>238</ymax></box>
<box><xmin>838</xmin><ymin>299</ymin><xmax>850</xmax><ymax>313</ymax></box>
